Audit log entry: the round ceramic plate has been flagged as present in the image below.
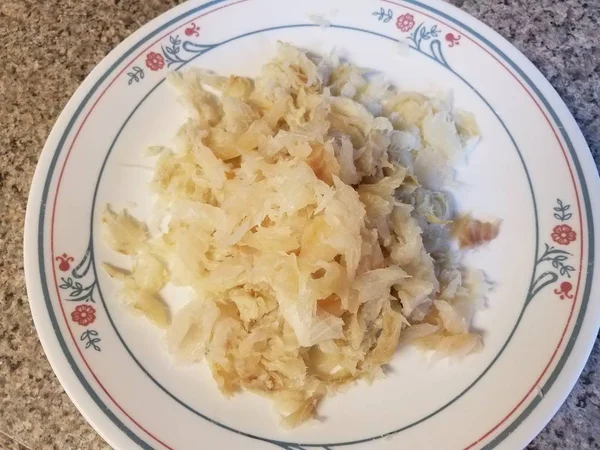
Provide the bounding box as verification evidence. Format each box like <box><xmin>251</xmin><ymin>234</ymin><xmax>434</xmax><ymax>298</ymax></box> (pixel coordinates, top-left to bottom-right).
<box><xmin>24</xmin><ymin>0</ymin><xmax>600</xmax><ymax>449</ymax></box>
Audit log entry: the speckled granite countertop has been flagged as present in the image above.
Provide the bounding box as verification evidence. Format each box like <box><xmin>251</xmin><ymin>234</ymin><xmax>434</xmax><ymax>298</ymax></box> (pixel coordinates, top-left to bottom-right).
<box><xmin>0</xmin><ymin>0</ymin><xmax>598</xmax><ymax>449</ymax></box>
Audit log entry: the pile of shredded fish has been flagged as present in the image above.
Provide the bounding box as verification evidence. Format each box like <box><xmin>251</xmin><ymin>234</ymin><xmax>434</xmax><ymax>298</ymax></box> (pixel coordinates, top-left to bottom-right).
<box><xmin>102</xmin><ymin>43</ymin><xmax>497</xmax><ymax>427</ymax></box>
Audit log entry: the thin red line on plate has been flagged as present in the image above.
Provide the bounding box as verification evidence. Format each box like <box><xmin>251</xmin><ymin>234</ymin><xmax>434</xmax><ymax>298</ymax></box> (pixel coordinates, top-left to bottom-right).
<box><xmin>49</xmin><ymin>1</ymin><xmax>251</xmax><ymax>448</ymax></box>
<box><xmin>382</xmin><ymin>1</ymin><xmax>584</xmax><ymax>448</ymax></box>
<box><xmin>49</xmin><ymin>281</ymin><xmax>175</xmax><ymax>449</ymax></box>
<box><xmin>48</xmin><ymin>0</ymin><xmax>586</xmax><ymax>448</ymax></box>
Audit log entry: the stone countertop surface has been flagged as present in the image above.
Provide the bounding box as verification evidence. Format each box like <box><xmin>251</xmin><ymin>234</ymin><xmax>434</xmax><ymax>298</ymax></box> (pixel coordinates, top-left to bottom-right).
<box><xmin>0</xmin><ymin>0</ymin><xmax>598</xmax><ymax>449</ymax></box>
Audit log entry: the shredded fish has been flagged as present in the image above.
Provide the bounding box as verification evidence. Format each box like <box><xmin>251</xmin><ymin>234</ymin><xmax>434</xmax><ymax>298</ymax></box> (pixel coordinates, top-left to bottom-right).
<box><xmin>102</xmin><ymin>43</ymin><xmax>494</xmax><ymax>427</ymax></box>
<box><xmin>454</xmin><ymin>215</ymin><xmax>501</xmax><ymax>249</ymax></box>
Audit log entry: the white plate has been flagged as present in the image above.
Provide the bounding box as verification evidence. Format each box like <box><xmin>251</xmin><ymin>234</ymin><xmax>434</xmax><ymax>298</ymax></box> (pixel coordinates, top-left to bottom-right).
<box><xmin>24</xmin><ymin>1</ymin><xmax>600</xmax><ymax>449</ymax></box>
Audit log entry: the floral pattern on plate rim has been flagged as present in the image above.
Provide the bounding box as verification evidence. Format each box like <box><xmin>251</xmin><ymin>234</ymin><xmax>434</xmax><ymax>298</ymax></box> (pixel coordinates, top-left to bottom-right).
<box><xmin>57</xmin><ymin>245</ymin><xmax>102</xmax><ymax>351</ymax></box>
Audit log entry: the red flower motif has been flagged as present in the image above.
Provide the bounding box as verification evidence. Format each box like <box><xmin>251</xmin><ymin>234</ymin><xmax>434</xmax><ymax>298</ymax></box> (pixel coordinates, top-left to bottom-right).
<box><xmin>71</xmin><ymin>305</ymin><xmax>96</xmax><ymax>326</ymax></box>
<box><xmin>445</xmin><ymin>33</ymin><xmax>462</xmax><ymax>47</ymax></box>
<box><xmin>554</xmin><ymin>281</ymin><xmax>574</xmax><ymax>300</ymax></box>
<box><xmin>55</xmin><ymin>253</ymin><xmax>74</xmax><ymax>271</ymax></box>
<box><xmin>185</xmin><ymin>23</ymin><xmax>200</xmax><ymax>37</ymax></box>
<box><xmin>145</xmin><ymin>52</ymin><xmax>165</xmax><ymax>71</ymax></box>
<box><xmin>396</xmin><ymin>13</ymin><xmax>415</xmax><ymax>32</ymax></box>
<box><xmin>551</xmin><ymin>224</ymin><xmax>577</xmax><ymax>245</ymax></box>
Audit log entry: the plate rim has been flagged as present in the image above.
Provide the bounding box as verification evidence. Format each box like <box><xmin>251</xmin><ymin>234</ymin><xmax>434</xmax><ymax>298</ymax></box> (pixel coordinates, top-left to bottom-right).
<box><xmin>23</xmin><ymin>0</ymin><xmax>600</xmax><ymax>449</ymax></box>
